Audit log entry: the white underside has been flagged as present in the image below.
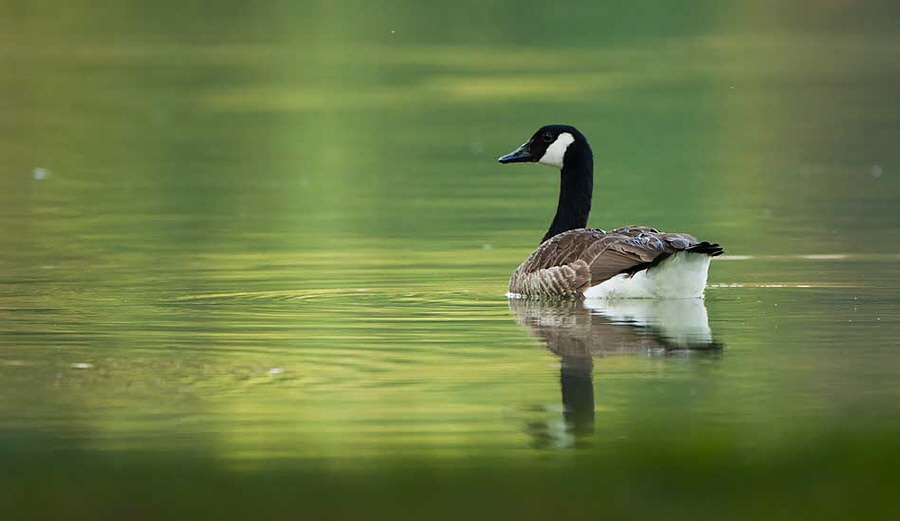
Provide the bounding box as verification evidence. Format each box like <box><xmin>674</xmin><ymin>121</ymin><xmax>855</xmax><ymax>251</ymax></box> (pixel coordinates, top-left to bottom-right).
<box><xmin>583</xmin><ymin>252</ymin><xmax>712</xmax><ymax>299</ymax></box>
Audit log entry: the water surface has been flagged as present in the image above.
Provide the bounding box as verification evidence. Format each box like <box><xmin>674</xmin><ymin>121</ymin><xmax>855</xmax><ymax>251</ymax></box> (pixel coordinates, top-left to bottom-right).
<box><xmin>3</xmin><ymin>1</ymin><xmax>900</xmax><ymax>519</ymax></box>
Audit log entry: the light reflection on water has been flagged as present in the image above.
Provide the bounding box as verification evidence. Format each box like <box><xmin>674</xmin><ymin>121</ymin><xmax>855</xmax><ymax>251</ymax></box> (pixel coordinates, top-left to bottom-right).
<box><xmin>3</xmin><ymin>2</ymin><xmax>900</xmax><ymax>517</ymax></box>
<box><xmin>510</xmin><ymin>297</ymin><xmax>721</xmax><ymax>449</ymax></box>
<box><xmin>4</xmin><ymin>254</ymin><xmax>897</xmax><ymax>461</ymax></box>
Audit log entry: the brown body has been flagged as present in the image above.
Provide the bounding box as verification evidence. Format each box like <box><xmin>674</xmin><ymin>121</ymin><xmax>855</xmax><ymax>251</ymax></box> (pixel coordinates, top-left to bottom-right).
<box><xmin>508</xmin><ymin>226</ymin><xmax>720</xmax><ymax>299</ymax></box>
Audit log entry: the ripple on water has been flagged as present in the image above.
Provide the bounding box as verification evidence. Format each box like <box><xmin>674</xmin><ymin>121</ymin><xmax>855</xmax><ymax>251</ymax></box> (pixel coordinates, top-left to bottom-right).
<box><xmin>156</xmin><ymin>288</ymin><xmax>533</xmax><ymax>395</ymax></box>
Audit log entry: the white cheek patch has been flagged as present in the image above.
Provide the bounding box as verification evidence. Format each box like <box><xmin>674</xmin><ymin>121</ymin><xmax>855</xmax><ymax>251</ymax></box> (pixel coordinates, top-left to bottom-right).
<box><xmin>538</xmin><ymin>132</ymin><xmax>575</xmax><ymax>168</ymax></box>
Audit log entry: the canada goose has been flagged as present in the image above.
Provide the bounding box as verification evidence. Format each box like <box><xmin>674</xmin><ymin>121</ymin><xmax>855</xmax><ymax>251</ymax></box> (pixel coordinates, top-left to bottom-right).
<box><xmin>498</xmin><ymin>124</ymin><xmax>723</xmax><ymax>299</ymax></box>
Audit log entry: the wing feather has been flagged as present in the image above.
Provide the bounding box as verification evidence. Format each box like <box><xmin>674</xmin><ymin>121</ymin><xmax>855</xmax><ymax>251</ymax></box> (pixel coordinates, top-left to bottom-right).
<box><xmin>509</xmin><ymin>226</ymin><xmax>713</xmax><ymax>298</ymax></box>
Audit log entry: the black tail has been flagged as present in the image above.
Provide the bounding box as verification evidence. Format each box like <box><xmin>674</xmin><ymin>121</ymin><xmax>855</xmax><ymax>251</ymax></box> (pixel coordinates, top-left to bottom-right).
<box><xmin>687</xmin><ymin>241</ymin><xmax>725</xmax><ymax>256</ymax></box>
<box><xmin>621</xmin><ymin>241</ymin><xmax>724</xmax><ymax>278</ymax></box>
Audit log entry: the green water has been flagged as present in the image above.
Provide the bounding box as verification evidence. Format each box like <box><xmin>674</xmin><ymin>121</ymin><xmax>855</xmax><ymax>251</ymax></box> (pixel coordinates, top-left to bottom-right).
<box><xmin>3</xmin><ymin>1</ymin><xmax>900</xmax><ymax>519</ymax></box>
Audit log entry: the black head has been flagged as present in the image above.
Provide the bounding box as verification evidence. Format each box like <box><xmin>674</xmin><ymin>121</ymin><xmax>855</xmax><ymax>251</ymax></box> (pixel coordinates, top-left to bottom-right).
<box><xmin>497</xmin><ymin>124</ymin><xmax>589</xmax><ymax>169</ymax></box>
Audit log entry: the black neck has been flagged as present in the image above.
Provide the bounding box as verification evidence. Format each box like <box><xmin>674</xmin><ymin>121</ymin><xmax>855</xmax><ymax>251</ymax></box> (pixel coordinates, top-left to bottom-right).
<box><xmin>541</xmin><ymin>147</ymin><xmax>593</xmax><ymax>243</ymax></box>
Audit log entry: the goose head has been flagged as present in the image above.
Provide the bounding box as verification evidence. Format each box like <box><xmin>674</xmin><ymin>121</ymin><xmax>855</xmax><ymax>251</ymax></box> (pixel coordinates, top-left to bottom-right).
<box><xmin>497</xmin><ymin>124</ymin><xmax>589</xmax><ymax>169</ymax></box>
<box><xmin>497</xmin><ymin>124</ymin><xmax>595</xmax><ymax>243</ymax></box>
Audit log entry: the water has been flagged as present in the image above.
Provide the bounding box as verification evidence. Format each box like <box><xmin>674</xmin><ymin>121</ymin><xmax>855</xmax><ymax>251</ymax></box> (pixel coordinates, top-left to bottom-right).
<box><xmin>3</xmin><ymin>2</ymin><xmax>900</xmax><ymax>519</ymax></box>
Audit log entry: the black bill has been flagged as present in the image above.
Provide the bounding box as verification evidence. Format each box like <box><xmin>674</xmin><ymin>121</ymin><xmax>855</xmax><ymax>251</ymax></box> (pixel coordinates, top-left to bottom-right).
<box><xmin>498</xmin><ymin>141</ymin><xmax>534</xmax><ymax>164</ymax></box>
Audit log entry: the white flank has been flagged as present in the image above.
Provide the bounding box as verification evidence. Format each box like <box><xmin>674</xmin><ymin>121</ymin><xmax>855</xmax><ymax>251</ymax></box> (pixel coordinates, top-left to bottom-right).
<box><xmin>583</xmin><ymin>252</ymin><xmax>712</xmax><ymax>299</ymax></box>
<box><xmin>538</xmin><ymin>132</ymin><xmax>575</xmax><ymax>168</ymax></box>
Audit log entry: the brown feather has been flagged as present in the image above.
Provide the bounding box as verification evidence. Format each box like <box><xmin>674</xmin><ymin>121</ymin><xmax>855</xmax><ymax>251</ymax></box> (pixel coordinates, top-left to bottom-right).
<box><xmin>508</xmin><ymin>226</ymin><xmax>716</xmax><ymax>299</ymax></box>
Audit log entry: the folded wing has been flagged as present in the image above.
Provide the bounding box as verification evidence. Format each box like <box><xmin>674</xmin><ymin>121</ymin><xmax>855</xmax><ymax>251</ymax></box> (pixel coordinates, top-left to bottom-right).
<box><xmin>509</xmin><ymin>226</ymin><xmax>719</xmax><ymax>298</ymax></box>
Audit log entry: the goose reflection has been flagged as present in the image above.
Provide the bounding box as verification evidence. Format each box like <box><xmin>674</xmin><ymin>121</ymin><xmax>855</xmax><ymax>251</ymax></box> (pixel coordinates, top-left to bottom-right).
<box><xmin>509</xmin><ymin>298</ymin><xmax>721</xmax><ymax>448</ymax></box>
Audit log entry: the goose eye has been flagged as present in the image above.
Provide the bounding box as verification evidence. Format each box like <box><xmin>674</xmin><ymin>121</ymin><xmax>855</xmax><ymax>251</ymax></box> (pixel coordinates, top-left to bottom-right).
<box><xmin>541</xmin><ymin>133</ymin><xmax>554</xmax><ymax>143</ymax></box>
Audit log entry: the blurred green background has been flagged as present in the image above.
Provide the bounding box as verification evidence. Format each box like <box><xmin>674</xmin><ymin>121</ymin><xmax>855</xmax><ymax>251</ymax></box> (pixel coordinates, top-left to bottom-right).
<box><xmin>2</xmin><ymin>1</ymin><xmax>899</xmax><ymax>520</ymax></box>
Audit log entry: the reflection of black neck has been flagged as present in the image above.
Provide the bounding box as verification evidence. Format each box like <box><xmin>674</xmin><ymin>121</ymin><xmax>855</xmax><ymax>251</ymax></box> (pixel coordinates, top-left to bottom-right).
<box><xmin>560</xmin><ymin>355</ymin><xmax>594</xmax><ymax>436</ymax></box>
<box><xmin>542</xmin><ymin>146</ymin><xmax>593</xmax><ymax>243</ymax></box>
